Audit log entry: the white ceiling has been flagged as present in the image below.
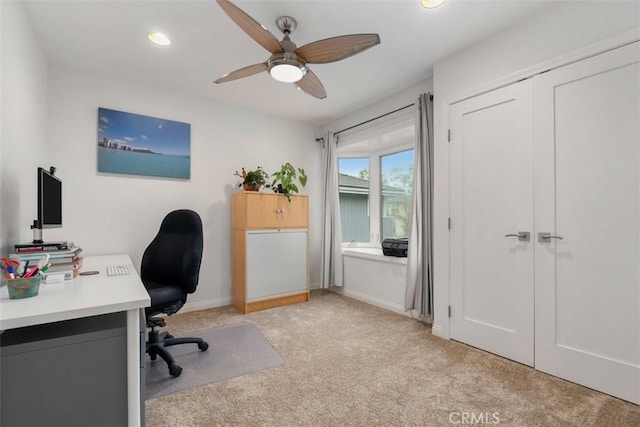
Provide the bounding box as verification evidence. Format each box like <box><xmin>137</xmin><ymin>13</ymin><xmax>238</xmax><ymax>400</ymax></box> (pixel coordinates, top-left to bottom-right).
<box><xmin>22</xmin><ymin>0</ymin><xmax>558</xmax><ymax>125</ymax></box>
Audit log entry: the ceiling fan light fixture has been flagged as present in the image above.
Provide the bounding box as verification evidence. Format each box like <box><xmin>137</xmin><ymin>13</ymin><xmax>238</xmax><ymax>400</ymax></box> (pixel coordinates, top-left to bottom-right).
<box><xmin>270</xmin><ymin>63</ymin><xmax>304</xmax><ymax>83</ymax></box>
<box><xmin>421</xmin><ymin>0</ymin><xmax>446</xmax><ymax>8</ymax></box>
<box><xmin>268</xmin><ymin>54</ymin><xmax>307</xmax><ymax>83</ymax></box>
<box><xmin>146</xmin><ymin>31</ymin><xmax>171</xmax><ymax>46</ymax></box>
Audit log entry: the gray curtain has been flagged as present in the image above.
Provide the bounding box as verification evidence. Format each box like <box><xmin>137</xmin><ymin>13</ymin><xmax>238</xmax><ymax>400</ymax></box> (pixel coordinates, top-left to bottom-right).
<box><xmin>320</xmin><ymin>130</ymin><xmax>344</xmax><ymax>287</ymax></box>
<box><xmin>405</xmin><ymin>93</ymin><xmax>434</xmax><ymax>322</ymax></box>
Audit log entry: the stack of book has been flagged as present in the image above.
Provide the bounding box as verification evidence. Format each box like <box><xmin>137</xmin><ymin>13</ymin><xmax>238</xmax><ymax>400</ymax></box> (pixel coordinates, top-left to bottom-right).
<box><xmin>10</xmin><ymin>242</ymin><xmax>83</xmax><ymax>282</ymax></box>
<box><xmin>14</xmin><ymin>241</ymin><xmax>75</xmax><ymax>253</ymax></box>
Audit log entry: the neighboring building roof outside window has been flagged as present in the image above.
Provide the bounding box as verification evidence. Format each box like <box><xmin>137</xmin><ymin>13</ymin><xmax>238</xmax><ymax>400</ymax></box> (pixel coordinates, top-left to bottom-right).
<box><xmin>338</xmin><ymin>173</ymin><xmax>404</xmax><ymax>196</ymax></box>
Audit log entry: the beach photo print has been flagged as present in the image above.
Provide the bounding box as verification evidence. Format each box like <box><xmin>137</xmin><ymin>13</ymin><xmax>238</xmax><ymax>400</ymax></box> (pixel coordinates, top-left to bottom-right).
<box><xmin>97</xmin><ymin>108</ymin><xmax>191</xmax><ymax>179</ymax></box>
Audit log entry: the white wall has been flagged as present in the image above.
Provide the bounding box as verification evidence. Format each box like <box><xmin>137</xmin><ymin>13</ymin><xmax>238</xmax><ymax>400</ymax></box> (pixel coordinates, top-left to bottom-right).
<box><xmin>431</xmin><ymin>1</ymin><xmax>640</xmax><ymax>338</ymax></box>
<box><xmin>320</xmin><ymin>78</ymin><xmax>432</xmax><ymax>310</ymax></box>
<box><xmin>435</xmin><ymin>2</ymin><xmax>640</xmax><ymax>101</ymax></box>
<box><xmin>0</xmin><ymin>11</ymin><xmax>322</xmax><ymax>306</ymax></box>
<box><xmin>341</xmin><ymin>252</ymin><xmax>408</xmax><ymax>315</ymax></box>
<box><xmin>321</xmin><ymin>78</ymin><xmax>433</xmax><ymax>133</ymax></box>
<box><xmin>0</xmin><ymin>0</ymin><xmax>49</xmax><ymax>256</ymax></box>
<box><xmin>42</xmin><ymin>67</ymin><xmax>321</xmax><ymax>309</ymax></box>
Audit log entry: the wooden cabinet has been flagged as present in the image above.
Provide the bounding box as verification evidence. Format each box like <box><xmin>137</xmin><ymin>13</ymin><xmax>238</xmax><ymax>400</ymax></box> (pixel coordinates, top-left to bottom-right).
<box><xmin>232</xmin><ymin>192</ymin><xmax>308</xmax><ymax>229</ymax></box>
<box><xmin>231</xmin><ymin>192</ymin><xmax>310</xmax><ymax>313</ymax></box>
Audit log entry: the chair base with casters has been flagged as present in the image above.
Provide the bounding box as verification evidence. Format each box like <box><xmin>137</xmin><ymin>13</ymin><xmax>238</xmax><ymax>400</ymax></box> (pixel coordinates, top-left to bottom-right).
<box><xmin>146</xmin><ymin>316</ymin><xmax>209</xmax><ymax>377</ymax></box>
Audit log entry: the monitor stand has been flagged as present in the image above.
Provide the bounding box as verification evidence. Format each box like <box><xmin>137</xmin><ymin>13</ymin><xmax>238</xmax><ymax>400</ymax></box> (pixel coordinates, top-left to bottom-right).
<box><xmin>26</xmin><ymin>219</ymin><xmax>66</xmax><ymax>246</ymax></box>
<box><xmin>31</xmin><ymin>219</ymin><xmax>44</xmax><ymax>244</ymax></box>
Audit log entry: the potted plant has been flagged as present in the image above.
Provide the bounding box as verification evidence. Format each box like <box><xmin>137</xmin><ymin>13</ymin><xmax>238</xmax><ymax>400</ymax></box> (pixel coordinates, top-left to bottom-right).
<box><xmin>271</xmin><ymin>163</ymin><xmax>307</xmax><ymax>201</ymax></box>
<box><xmin>234</xmin><ymin>166</ymin><xmax>270</xmax><ymax>191</ymax></box>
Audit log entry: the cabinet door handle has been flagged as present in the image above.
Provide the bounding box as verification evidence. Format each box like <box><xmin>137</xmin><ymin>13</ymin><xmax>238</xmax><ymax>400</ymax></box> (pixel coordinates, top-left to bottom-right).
<box><xmin>275</xmin><ymin>209</ymin><xmax>284</xmax><ymax>214</ymax></box>
<box><xmin>505</xmin><ymin>231</ymin><xmax>530</xmax><ymax>242</ymax></box>
<box><xmin>538</xmin><ymin>232</ymin><xmax>563</xmax><ymax>242</ymax></box>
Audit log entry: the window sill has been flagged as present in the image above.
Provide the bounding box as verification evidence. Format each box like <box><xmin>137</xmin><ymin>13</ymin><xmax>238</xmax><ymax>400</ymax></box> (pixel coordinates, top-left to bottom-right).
<box><xmin>342</xmin><ymin>248</ymin><xmax>408</xmax><ymax>265</ymax></box>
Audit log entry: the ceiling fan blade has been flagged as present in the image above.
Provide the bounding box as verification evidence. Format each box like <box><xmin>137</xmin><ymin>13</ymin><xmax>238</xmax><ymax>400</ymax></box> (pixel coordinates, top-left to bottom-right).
<box><xmin>296</xmin><ymin>70</ymin><xmax>327</xmax><ymax>99</ymax></box>
<box><xmin>216</xmin><ymin>0</ymin><xmax>283</xmax><ymax>54</ymax></box>
<box><xmin>295</xmin><ymin>34</ymin><xmax>380</xmax><ymax>64</ymax></box>
<box><xmin>214</xmin><ymin>63</ymin><xmax>267</xmax><ymax>84</ymax></box>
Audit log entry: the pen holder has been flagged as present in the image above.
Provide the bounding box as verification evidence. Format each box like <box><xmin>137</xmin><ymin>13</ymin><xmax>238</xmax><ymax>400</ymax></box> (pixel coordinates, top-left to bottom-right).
<box><xmin>7</xmin><ymin>276</ymin><xmax>41</xmax><ymax>299</ymax></box>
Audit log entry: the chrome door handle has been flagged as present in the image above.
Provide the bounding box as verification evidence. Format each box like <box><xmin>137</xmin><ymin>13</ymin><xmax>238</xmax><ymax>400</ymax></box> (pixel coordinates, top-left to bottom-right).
<box><xmin>538</xmin><ymin>232</ymin><xmax>563</xmax><ymax>242</ymax></box>
<box><xmin>504</xmin><ymin>231</ymin><xmax>530</xmax><ymax>242</ymax></box>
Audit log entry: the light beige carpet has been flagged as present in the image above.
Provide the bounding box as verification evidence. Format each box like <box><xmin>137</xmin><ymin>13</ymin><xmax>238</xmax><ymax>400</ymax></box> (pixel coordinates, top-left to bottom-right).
<box><xmin>146</xmin><ymin>290</ymin><xmax>640</xmax><ymax>426</ymax></box>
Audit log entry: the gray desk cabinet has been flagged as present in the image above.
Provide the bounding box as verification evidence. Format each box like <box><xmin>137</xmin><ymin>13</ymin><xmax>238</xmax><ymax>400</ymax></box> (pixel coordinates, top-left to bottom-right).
<box><xmin>1</xmin><ymin>312</ymin><xmax>129</xmax><ymax>426</ymax></box>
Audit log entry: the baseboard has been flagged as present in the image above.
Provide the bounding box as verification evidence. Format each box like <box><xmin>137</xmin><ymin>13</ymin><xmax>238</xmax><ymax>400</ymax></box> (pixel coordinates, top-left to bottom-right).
<box><xmin>332</xmin><ymin>287</ymin><xmax>411</xmax><ymax>317</ymax></box>
<box><xmin>177</xmin><ymin>290</ymin><xmax>444</xmax><ymax>337</ymax></box>
<box><xmin>431</xmin><ymin>323</ymin><xmax>447</xmax><ymax>339</ymax></box>
<box><xmin>181</xmin><ymin>297</ymin><xmax>231</xmax><ymax>313</ymax></box>
<box><xmin>182</xmin><ymin>286</ymin><xmax>324</xmax><ymax>314</ymax></box>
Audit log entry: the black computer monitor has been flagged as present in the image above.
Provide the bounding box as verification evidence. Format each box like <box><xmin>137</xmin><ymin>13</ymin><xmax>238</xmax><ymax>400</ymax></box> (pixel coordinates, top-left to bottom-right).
<box><xmin>37</xmin><ymin>167</ymin><xmax>62</xmax><ymax>229</ymax></box>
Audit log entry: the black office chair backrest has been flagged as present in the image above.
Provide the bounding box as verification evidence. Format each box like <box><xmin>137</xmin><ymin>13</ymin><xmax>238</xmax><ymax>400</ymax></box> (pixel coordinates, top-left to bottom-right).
<box><xmin>141</xmin><ymin>209</ymin><xmax>203</xmax><ymax>294</ymax></box>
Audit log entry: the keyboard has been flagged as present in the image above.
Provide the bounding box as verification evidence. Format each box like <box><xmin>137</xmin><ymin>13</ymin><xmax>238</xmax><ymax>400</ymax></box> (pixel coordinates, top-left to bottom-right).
<box><xmin>106</xmin><ymin>264</ymin><xmax>130</xmax><ymax>277</ymax></box>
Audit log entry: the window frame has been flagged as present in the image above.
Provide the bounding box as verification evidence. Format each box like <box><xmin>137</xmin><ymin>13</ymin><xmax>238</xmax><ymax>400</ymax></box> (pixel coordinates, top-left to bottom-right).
<box><xmin>380</xmin><ymin>148</ymin><xmax>415</xmax><ymax>241</ymax></box>
<box><xmin>338</xmin><ymin>142</ymin><xmax>414</xmax><ymax>248</ymax></box>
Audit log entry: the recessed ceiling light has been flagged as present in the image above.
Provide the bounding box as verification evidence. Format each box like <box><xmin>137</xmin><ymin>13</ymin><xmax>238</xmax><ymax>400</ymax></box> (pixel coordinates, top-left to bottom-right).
<box><xmin>421</xmin><ymin>0</ymin><xmax>446</xmax><ymax>8</ymax></box>
<box><xmin>147</xmin><ymin>32</ymin><xmax>171</xmax><ymax>46</ymax></box>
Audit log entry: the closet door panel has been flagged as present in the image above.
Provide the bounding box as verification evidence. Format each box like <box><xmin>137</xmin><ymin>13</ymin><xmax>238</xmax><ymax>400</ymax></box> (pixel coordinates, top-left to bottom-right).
<box><xmin>534</xmin><ymin>41</ymin><xmax>640</xmax><ymax>404</ymax></box>
<box><xmin>450</xmin><ymin>79</ymin><xmax>534</xmax><ymax>366</ymax></box>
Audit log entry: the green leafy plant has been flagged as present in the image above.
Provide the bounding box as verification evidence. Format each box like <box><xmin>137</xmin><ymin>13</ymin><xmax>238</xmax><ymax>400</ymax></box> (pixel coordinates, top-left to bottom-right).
<box><xmin>234</xmin><ymin>166</ymin><xmax>270</xmax><ymax>191</ymax></box>
<box><xmin>271</xmin><ymin>163</ymin><xmax>307</xmax><ymax>201</ymax></box>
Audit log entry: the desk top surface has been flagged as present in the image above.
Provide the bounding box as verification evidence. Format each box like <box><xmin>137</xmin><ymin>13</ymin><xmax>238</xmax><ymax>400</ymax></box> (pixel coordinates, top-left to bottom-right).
<box><xmin>0</xmin><ymin>254</ymin><xmax>150</xmax><ymax>330</ymax></box>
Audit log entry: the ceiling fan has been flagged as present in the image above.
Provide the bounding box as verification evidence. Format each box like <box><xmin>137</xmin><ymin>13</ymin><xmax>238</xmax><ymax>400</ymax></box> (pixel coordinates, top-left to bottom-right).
<box><xmin>214</xmin><ymin>0</ymin><xmax>381</xmax><ymax>99</ymax></box>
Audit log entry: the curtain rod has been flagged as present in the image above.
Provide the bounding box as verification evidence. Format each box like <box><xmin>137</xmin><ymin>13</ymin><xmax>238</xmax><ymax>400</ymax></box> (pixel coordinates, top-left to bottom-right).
<box><xmin>335</xmin><ymin>103</ymin><xmax>413</xmax><ymax>136</ymax></box>
<box><xmin>315</xmin><ymin>93</ymin><xmax>433</xmax><ymax>142</ymax></box>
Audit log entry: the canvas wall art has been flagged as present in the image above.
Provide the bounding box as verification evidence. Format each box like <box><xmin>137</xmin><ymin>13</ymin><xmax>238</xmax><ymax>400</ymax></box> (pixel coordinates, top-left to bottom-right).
<box><xmin>97</xmin><ymin>108</ymin><xmax>191</xmax><ymax>179</ymax></box>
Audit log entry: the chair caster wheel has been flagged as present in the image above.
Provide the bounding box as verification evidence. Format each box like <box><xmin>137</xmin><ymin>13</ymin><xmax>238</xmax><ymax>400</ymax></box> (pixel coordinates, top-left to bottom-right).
<box><xmin>150</xmin><ymin>353</ymin><xmax>157</xmax><ymax>361</ymax></box>
<box><xmin>165</xmin><ymin>334</ymin><xmax>174</xmax><ymax>339</ymax></box>
<box><xmin>199</xmin><ymin>342</ymin><xmax>209</xmax><ymax>352</ymax></box>
<box><xmin>169</xmin><ymin>364</ymin><xmax>183</xmax><ymax>377</ymax></box>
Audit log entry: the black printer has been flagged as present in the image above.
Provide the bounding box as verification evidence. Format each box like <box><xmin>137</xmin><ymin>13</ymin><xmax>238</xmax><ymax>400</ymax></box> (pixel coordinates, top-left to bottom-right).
<box><xmin>382</xmin><ymin>238</ymin><xmax>409</xmax><ymax>257</ymax></box>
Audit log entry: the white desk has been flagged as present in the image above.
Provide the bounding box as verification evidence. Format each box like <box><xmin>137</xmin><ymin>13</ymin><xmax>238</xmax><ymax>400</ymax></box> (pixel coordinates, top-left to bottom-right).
<box><xmin>0</xmin><ymin>254</ymin><xmax>150</xmax><ymax>426</ymax></box>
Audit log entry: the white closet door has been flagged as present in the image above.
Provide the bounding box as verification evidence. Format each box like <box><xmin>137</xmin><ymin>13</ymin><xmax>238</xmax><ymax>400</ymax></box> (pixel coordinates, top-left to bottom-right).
<box><xmin>534</xmin><ymin>42</ymin><xmax>640</xmax><ymax>404</ymax></box>
<box><xmin>450</xmin><ymin>79</ymin><xmax>535</xmax><ymax>366</ymax></box>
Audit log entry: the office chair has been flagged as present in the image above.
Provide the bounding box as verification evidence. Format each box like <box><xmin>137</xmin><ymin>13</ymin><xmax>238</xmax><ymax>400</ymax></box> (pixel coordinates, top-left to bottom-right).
<box><xmin>141</xmin><ymin>209</ymin><xmax>209</xmax><ymax>377</ymax></box>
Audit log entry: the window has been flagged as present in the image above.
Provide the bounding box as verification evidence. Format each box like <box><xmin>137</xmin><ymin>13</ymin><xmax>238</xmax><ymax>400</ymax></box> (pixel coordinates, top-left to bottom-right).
<box><xmin>381</xmin><ymin>150</ymin><xmax>414</xmax><ymax>240</ymax></box>
<box><xmin>337</xmin><ymin>110</ymin><xmax>414</xmax><ymax>247</ymax></box>
<box><xmin>338</xmin><ymin>158</ymin><xmax>370</xmax><ymax>243</ymax></box>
